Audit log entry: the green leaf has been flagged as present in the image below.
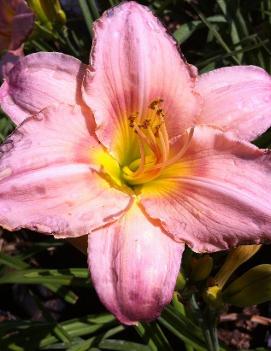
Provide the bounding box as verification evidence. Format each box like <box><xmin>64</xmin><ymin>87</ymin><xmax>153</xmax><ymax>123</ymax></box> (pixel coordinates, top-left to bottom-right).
<box><xmin>78</xmin><ymin>0</ymin><xmax>94</xmax><ymax>36</ymax></box>
<box><xmin>0</xmin><ymin>268</ymin><xmax>89</xmax><ymax>286</ymax></box>
<box><xmin>0</xmin><ymin>253</ymin><xmax>79</xmax><ymax>304</ymax></box>
<box><xmin>30</xmin><ymin>290</ymin><xmax>73</xmax><ymax>346</ymax></box>
<box><xmin>173</xmin><ymin>20</ymin><xmax>201</xmax><ymax>43</ymax></box>
<box><xmin>98</xmin><ymin>339</ymin><xmax>149</xmax><ymax>351</ymax></box>
<box><xmin>87</xmin><ymin>0</ymin><xmax>100</xmax><ymax>19</ymax></box>
<box><xmin>0</xmin><ymin>314</ymin><xmax>117</xmax><ymax>350</ymax></box>
<box><xmin>135</xmin><ymin>322</ymin><xmax>173</xmax><ymax>351</ymax></box>
<box><xmin>158</xmin><ymin>306</ymin><xmax>206</xmax><ymax>351</ymax></box>
<box><xmin>173</xmin><ymin>16</ymin><xmax>226</xmax><ymax>44</ymax></box>
<box><xmin>67</xmin><ymin>325</ymin><xmax>125</xmax><ymax>351</ymax></box>
<box><xmin>216</xmin><ymin>0</ymin><xmax>243</xmax><ymax>60</ymax></box>
<box><xmin>0</xmin><ymin>252</ymin><xmax>29</xmax><ymax>269</ymax></box>
<box><xmin>190</xmin><ymin>4</ymin><xmax>241</xmax><ymax>64</ymax></box>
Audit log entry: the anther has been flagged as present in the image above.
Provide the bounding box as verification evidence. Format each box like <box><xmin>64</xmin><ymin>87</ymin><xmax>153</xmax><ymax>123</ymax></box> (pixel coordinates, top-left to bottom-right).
<box><xmin>139</xmin><ymin>119</ymin><xmax>150</xmax><ymax>129</ymax></box>
<box><xmin>157</xmin><ymin>109</ymin><xmax>163</xmax><ymax>115</ymax></box>
<box><xmin>149</xmin><ymin>100</ymin><xmax>158</xmax><ymax>109</ymax></box>
<box><xmin>128</xmin><ymin>115</ymin><xmax>137</xmax><ymax>128</ymax></box>
<box><xmin>149</xmin><ymin>99</ymin><xmax>163</xmax><ymax>110</ymax></box>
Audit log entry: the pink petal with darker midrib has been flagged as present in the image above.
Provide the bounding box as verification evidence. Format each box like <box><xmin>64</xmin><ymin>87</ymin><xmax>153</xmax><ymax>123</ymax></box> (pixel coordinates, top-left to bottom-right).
<box><xmin>88</xmin><ymin>204</ymin><xmax>184</xmax><ymax>325</ymax></box>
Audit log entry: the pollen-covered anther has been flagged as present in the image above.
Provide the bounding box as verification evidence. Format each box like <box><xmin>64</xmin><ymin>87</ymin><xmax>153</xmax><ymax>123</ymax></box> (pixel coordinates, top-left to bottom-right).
<box><xmin>123</xmin><ymin>99</ymin><xmax>172</xmax><ymax>185</ymax></box>
<box><xmin>128</xmin><ymin>113</ymin><xmax>138</xmax><ymax>128</ymax></box>
<box><xmin>148</xmin><ymin>98</ymin><xmax>164</xmax><ymax>110</ymax></box>
<box><xmin>138</xmin><ymin>119</ymin><xmax>151</xmax><ymax>129</ymax></box>
<box><xmin>128</xmin><ymin>99</ymin><xmax>165</xmax><ymax>134</ymax></box>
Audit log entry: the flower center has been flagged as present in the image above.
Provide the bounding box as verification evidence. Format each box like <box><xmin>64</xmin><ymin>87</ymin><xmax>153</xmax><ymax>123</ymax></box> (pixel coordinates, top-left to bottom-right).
<box><xmin>122</xmin><ymin>99</ymin><xmax>193</xmax><ymax>186</ymax></box>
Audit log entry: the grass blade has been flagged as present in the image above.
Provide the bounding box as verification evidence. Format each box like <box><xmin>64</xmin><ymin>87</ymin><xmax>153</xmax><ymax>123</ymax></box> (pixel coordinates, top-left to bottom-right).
<box><xmin>135</xmin><ymin>322</ymin><xmax>173</xmax><ymax>351</ymax></box>
<box><xmin>78</xmin><ymin>0</ymin><xmax>94</xmax><ymax>36</ymax></box>
<box><xmin>0</xmin><ymin>268</ymin><xmax>90</xmax><ymax>287</ymax></box>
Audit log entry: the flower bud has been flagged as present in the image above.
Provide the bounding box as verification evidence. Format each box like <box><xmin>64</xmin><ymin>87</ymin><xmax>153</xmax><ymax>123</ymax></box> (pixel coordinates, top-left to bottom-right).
<box><xmin>28</xmin><ymin>0</ymin><xmax>66</xmax><ymax>28</ymax></box>
<box><xmin>223</xmin><ymin>264</ymin><xmax>271</xmax><ymax>307</ymax></box>
<box><xmin>175</xmin><ymin>272</ymin><xmax>186</xmax><ymax>291</ymax></box>
<box><xmin>190</xmin><ymin>255</ymin><xmax>213</xmax><ymax>282</ymax></box>
<box><xmin>214</xmin><ymin>245</ymin><xmax>260</xmax><ymax>289</ymax></box>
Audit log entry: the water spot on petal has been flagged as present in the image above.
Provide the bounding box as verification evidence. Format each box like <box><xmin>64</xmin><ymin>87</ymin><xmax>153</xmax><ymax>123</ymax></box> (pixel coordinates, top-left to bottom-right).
<box><xmin>0</xmin><ymin>82</ymin><xmax>8</xmax><ymax>99</ymax></box>
<box><xmin>21</xmin><ymin>138</ymin><xmax>32</xmax><ymax>149</ymax></box>
<box><xmin>224</xmin><ymin>113</ymin><xmax>234</xmax><ymax>123</ymax></box>
<box><xmin>0</xmin><ymin>140</ymin><xmax>14</xmax><ymax>155</ymax></box>
<box><xmin>65</xmin><ymin>201</ymin><xmax>74</xmax><ymax>207</ymax></box>
<box><xmin>264</xmin><ymin>95</ymin><xmax>271</xmax><ymax>103</ymax></box>
<box><xmin>179</xmin><ymin>221</ymin><xmax>187</xmax><ymax>230</ymax></box>
<box><xmin>1</xmin><ymin>206</ymin><xmax>10</xmax><ymax>214</ymax></box>
<box><xmin>0</xmin><ymin>168</ymin><xmax>12</xmax><ymax>181</ymax></box>
<box><xmin>35</xmin><ymin>185</ymin><xmax>46</xmax><ymax>195</ymax></box>
<box><xmin>11</xmin><ymin>130</ymin><xmax>24</xmax><ymax>143</ymax></box>
<box><xmin>29</xmin><ymin>216</ymin><xmax>70</xmax><ymax>234</ymax></box>
<box><xmin>112</xmin><ymin>30</ymin><xmax>120</xmax><ymax>38</ymax></box>
<box><xmin>80</xmin><ymin>213</ymin><xmax>90</xmax><ymax>221</ymax></box>
<box><xmin>33</xmin><ymin>112</ymin><xmax>44</xmax><ymax>121</ymax></box>
<box><xmin>146</xmin><ymin>20</ymin><xmax>159</xmax><ymax>32</ymax></box>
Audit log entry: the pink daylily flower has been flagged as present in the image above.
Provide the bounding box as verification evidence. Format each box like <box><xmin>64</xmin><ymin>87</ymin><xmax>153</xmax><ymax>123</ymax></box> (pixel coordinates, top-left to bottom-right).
<box><xmin>0</xmin><ymin>0</ymin><xmax>34</xmax><ymax>78</ymax></box>
<box><xmin>0</xmin><ymin>0</ymin><xmax>34</xmax><ymax>52</ymax></box>
<box><xmin>0</xmin><ymin>2</ymin><xmax>271</xmax><ymax>325</ymax></box>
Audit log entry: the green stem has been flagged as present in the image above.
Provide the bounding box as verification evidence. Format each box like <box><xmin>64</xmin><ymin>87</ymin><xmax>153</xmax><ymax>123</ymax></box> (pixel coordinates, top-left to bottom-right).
<box><xmin>189</xmin><ymin>295</ymin><xmax>220</xmax><ymax>351</ymax></box>
<box><xmin>172</xmin><ymin>294</ymin><xmax>194</xmax><ymax>351</ymax></box>
<box><xmin>202</xmin><ymin>327</ymin><xmax>215</xmax><ymax>351</ymax></box>
<box><xmin>202</xmin><ymin>317</ymin><xmax>219</xmax><ymax>351</ymax></box>
<box><xmin>203</xmin><ymin>309</ymin><xmax>220</xmax><ymax>351</ymax></box>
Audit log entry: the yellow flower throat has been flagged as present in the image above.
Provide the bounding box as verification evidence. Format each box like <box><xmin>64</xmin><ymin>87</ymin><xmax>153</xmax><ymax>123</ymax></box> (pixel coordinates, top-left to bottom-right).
<box><xmin>93</xmin><ymin>99</ymin><xmax>193</xmax><ymax>190</ymax></box>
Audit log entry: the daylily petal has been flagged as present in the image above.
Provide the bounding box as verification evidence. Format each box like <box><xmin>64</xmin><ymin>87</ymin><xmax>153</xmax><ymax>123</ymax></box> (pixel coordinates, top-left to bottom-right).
<box><xmin>0</xmin><ymin>52</ymin><xmax>87</xmax><ymax>125</ymax></box>
<box><xmin>0</xmin><ymin>104</ymin><xmax>131</xmax><ymax>237</ymax></box>
<box><xmin>0</xmin><ymin>47</ymin><xmax>23</xmax><ymax>80</ymax></box>
<box><xmin>0</xmin><ymin>0</ymin><xmax>34</xmax><ymax>52</ymax></box>
<box><xmin>140</xmin><ymin>126</ymin><xmax>271</xmax><ymax>252</ymax></box>
<box><xmin>88</xmin><ymin>203</ymin><xmax>184</xmax><ymax>325</ymax></box>
<box><xmin>195</xmin><ymin>66</ymin><xmax>271</xmax><ymax>141</ymax></box>
<box><xmin>9</xmin><ymin>0</ymin><xmax>35</xmax><ymax>51</ymax></box>
<box><xmin>83</xmin><ymin>1</ymin><xmax>199</xmax><ymax>164</ymax></box>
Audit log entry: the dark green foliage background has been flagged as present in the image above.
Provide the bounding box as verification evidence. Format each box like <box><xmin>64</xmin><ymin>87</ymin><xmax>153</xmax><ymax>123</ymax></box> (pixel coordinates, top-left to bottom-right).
<box><xmin>1</xmin><ymin>1</ymin><xmax>271</xmax><ymax>350</ymax></box>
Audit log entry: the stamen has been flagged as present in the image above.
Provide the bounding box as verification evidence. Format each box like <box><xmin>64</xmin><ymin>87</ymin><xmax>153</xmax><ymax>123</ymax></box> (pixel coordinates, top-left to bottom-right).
<box><xmin>133</xmin><ymin>138</ymin><xmax>146</xmax><ymax>176</ymax></box>
<box><xmin>125</xmin><ymin>99</ymin><xmax>168</xmax><ymax>183</ymax></box>
<box><xmin>160</xmin><ymin>122</ymin><xmax>169</xmax><ymax>156</ymax></box>
<box><xmin>153</xmin><ymin>127</ymin><xmax>194</xmax><ymax>170</ymax></box>
<box><xmin>134</xmin><ymin>124</ymin><xmax>157</xmax><ymax>155</ymax></box>
<box><xmin>167</xmin><ymin>127</ymin><xmax>194</xmax><ymax>165</ymax></box>
<box><xmin>125</xmin><ymin>99</ymin><xmax>193</xmax><ymax>186</ymax></box>
<box><xmin>158</xmin><ymin>130</ymin><xmax>168</xmax><ymax>164</ymax></box>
